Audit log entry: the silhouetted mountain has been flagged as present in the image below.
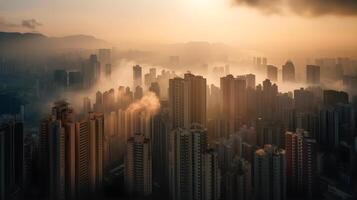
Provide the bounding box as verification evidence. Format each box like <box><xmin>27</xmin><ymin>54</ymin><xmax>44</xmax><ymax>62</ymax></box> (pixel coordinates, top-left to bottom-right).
<box><xmin>0</xmin><ymin>32</ymin><xmax>46</xmax><ymax>42</ymax></box>
<box><xmin>0</xmin><ymin>32</ymin><xmax>110</xmax><ymax>58</ymax></box>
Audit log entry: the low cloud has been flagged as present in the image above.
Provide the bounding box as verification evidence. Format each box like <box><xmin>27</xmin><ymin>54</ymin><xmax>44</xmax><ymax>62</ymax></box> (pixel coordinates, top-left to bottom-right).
<box><xmin>0</xmin><ymin>17</ymin><xmax>18</xmax><ymax>29</ymax></box>
<box><xmin>233</xmin><ymin>0</ymin><xmax>357</xmax><ymax>16</ymax></box>
<box><xmin>0</xmin><ymin>16</ymin><xmax>42</xmax><ymax>30</ymax></box>
<box><xmin>22</xmin><ymin>19</ymin><xmax>42</xmax><ymax>29</ymax></box>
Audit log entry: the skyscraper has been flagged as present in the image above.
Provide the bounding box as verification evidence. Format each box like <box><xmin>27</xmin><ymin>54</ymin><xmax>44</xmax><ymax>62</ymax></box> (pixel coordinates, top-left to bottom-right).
<box><xmin>319</xmin><ymin>106</ymin><xmax>339</xmax><ymax>149</ymax></box>
<box><xmin>254</xmin><ymin>145</ymin><xmax>286</xmax><ymax>200</ymax></box>
<box><xmin>323</xmin><ymin>90</ymin><xmax>349</xmax><ymax>106</ymax></box>
<box><xmin>88</xmin><ymin>113</ymin><xmax>104</xmax><ymax>192</ymax></box>
<box><xmin>262</xmin><ymin>57</ymin><xmax>268</xmax><ymax>66</ymax></box>
<box><xmin>267</xmin><ymin>65</ymin><xmax>278</xmax><ymax>82</ymax></box>
<box><xmin>98</xmin><ymin>49</ymin><xmax>111</xmax><ymax>78</ymax></box>
<box><xmin>125</xmin><ymin>134</ymin><xmax>152</xmax><ymax>196</ymax></box>
<box><xmin>285</xmin><ymin>131</ymin><xmax>304</xmax><ymax>195</ymax></box>
<box><xmin>220</xmin><ymin>75</ymin><xmax>235</xmax><ymax>133</ymax></box>
<box><xmin>302</xmin><ymin>133</ymin><xmax>317</xmax><ymax>199</ymax></box>
<box><xmin>40</xmin><ymin>101</ymin><xmax>73</xmax><ymax>200</ymax></box>
<box><xmin>150</xmin><ymin>68</ymin><xmax>157</xmax><ymax>80</ymax></box>
<box><xmin>134</xmin><ymin>86</ymin><xmax>144</xmax><ymax>100</ymax></box>
<box><xmin>204</xmin><ymin>149</ymin><xmax>221</xmax><ymax>200</ymax></box>
<box><xmin>260</xmin><ymin>79</ymin><xmax>278</xmax><ymax>120</ymax></box>
<box><xmin>256</xmin><ymin>119</ymin><xmax>284</xmax><ymax>148</ymax></box>
<box><xmin>63</xmin><ymin>122</ymin><xmax>76</xmax><ymax>200</ymax></box>
<box><xmin>74</xmin><ymin>120</ymin><xmax>91</xmax><ymax>199</ymax></box>
<box><xmin>54</xmin><ymin>69</ymin><xmax>68</xmax><ymax>88</ymax></box>
<box><xmin>224</xmin><ymin>157</ymin><xmax>252</xmax><ymax>200</ymax></box>
<box><xmin>184</xmin><ymin>73</ymin><xmax>207</xmax><ymax>128</ymax></box>
<box><xmin>221</xmin><ymin>75</ymin><xmax>247</xmax><ymax>133</ymax></box>
<box><xmin>169</xmin><ymin>73</ymin><xmax>207</xmax><ymax>129</ymax></box>
<box><xmin>94</xmin><ymin>91</ymin><xmax>103</xmax><ymax>112</ymax></box>
<box><xmin>285</xmin><ymin>130</ymin><xmax>317</xmax><ymax>198</ymax></box>
<box><xmin>149</xmin><ymin>82</ymin><xmax>160</xmax><ymax>98</ymax></box>
<box><xmin>282</xmin><ymin>60</ymin><xmax>295</xmax><ymax>82</ymax></box>
<box><xmin>67</xmin><ymin>70</ymin><xmax>82</xmax><ymax>90</ymax></box>
<box><xmin>49</xmin><ymin>120</ymin><xmax>66</xmax><ymax>200</ymax></box>
<box><xmin>133</xmin><ymin>65</ymin><xmax>143</xmax><ymax>89</ymax></box>
<box><xmin>0</xmin><ymin>121</ymin><xmax>24</xmax><ymax>200</ymax></box>
<box><xmin>294</xmin><ymin>88</ymin><xmax>314</xmax><ymax>113</ymax></box>
<box><xmin>103</xmin><ymin>88</ymin><xmax>115</xmax><ymax>112</ymax></box>
<box><xmin>245</xmin><ymin>74</ymin><xmax>256</xmax><ymax>89</ymax></box>
<box><xmin>169</xmin><ymin>128</ymin><xmax>193</xmax><ymax>200</ymax></box>
<box><xmin>306</xmin><ymin>65</ymin><xmax>320</xmax><ymax>85</ymax></box>
<box><xmin>40</xmin><ymin>102</ymin><xmax>104</xmax><ymax>200</ymax></box>
<box><xmin>98</xmin><ymin>49</ymin><xmax>111</xmax><ymax>66</ymax></box>
<box><xmin>83</xmin><ymin>97</ymin><xmax>92</xmax><ymax>114</ymax></box>
<box><xmin>151</xmin><ymin>111</ymin><xmax>169</xmax><ymax>191</ymax></box>
<box><xmin>82</xmin><ymin>55</ymin><xmax>100</xmax><ymax>88</ymax></box>
<box><xmin>169</xmin><ymin>124</ymin><xmax>208</xmax><ymax>200</ymax></box>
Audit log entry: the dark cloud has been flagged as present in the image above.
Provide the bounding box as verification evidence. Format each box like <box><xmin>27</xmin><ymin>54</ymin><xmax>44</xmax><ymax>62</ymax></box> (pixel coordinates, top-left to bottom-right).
<box><xmin>0</xmin><ymin>17</ymin><xmax>43</xmax><ymax>30</ymax></box>
<box><xmin>22</xmin><ymin>19</ymin><xmax>42</xmax><ymax>29</ymax></box>
<box><xmin>233</xmin><ymin>0</ymin><xmax>357</xmax><ymax>16</ymax></box>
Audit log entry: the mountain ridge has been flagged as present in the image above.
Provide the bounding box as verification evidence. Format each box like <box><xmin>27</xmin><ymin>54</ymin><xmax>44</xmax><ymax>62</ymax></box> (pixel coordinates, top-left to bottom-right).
<box><xmin>0</xmin><ymin>31</ymin><xmax>110</xmax><ymax>57</ymax></box>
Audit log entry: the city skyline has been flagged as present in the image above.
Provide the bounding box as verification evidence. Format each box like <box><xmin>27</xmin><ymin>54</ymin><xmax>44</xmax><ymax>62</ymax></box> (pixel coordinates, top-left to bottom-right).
<box><xmin>1</xmin><ymin>1</ymin><xmax>357</xmax><ymax>200</ymax></box>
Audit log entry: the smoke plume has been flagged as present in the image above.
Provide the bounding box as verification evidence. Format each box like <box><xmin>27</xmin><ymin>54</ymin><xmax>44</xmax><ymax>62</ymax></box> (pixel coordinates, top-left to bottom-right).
<box><xmin>233</xmin><ymin>0</ymin><xmax>357</xmax><ymax>16</ymax></box>
<box><xmin>126</xmin><ymin>92</ymin><xmax>161</xmax><ymax>115</ymax></box>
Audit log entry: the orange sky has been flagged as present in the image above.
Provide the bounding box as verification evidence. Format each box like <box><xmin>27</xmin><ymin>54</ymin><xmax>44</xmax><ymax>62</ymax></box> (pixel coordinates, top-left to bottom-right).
<box><xmin>1</xmin><ymin>0</ymin><xmax>357</xmax><ymax>52</ymax></box>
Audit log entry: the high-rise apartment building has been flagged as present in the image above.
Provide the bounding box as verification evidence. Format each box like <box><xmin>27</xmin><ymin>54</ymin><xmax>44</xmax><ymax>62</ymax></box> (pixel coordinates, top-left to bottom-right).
<box><xmin>0</xmin><ymin>121</ymin><xmax>24</xmax><ymax>200</ymax></box>
<box><xmin>75</xmin><ymin>120</ymin><xmax>91</xmax><ymax>198</ymax></box>
<box><xmin>169</xmin><ymin>73</ymin><xmax>207</xmax><ymax>129</ymax></box>
<box><xmin>294</xmin><ymin>88</ymin><xmax>314</xmax><ymax>113</ymax></box>
<box><xmin>285</xmin><ymin>131</ymin><xmax>303</xmax><ymax>195</ymax></box>
<box><xmin>267</xmin><ymin>65</ymin><xmax>278</xmax><ymax>82</ymax></box>
<box><xmin>254</xmin><ymin>145</ymin><xmax>286</xmax><ymax>200</ymax></box>
<box><xmin>98</xmin><ymin>49</ymin><xmax>111</xmax><ymax>78</ymax></box>
<box><xmin>245</xmin><ymin>74</ymin><xmax>256</xmax><ymax>89</ymax></box>
<box><xmin>285</xmin><ymin>130</ymin><xmax>317</xmax><ymax>198</ymax></box>
<box><xmin>225</xmin><ymin>157</ymin><xmax>252</xmax><ymax>200</ymax></box>
<box><xmin>83</xmin><ymin>97</ymin><xmax>92</xmax><ymax>114</ymax></box>
<box><xmin>149</xmin><ymin>82</ymin><xmax>160</xmax><ymax>98</ymax></box>
<box><xmin>151</xmin><ymin>112</ymin><xmax>169</xmax><ymax>191</ymax></box>
<box><xmin>319</xmin><ymin>106</ymin><xmax>340</xmax><ymax>149</ymax></box>
<box><xmin>40</xmin><ymin>102</ymin><xmax>104</xmax><ymax>200</ymax></box>
<box><xmin>221</xmin><ymin>75</ymin><xmax>247</xmax><ymax>133</ymax></box>
<box><xmin>40</xmin><ymin>101</ymin><xmax>73</xmax><ymax>200</ymax></box>
<box><xmin>323</xmin><ymin>90</ymin><xmax>349</xmax><ymax>106</ymax></box>
<box><xmin>306</xmin><ymin>65</ymin><xmax>320</xmax><ymax>84</ymax></box>
<box><xmin>169</xmin><ymin>124</ymin><xmax>209</xmax><ymax>200</ymax></box>
<box><xmin>134</xmin><ymin>86</ymin><xmax>143</xmax><ymax>100</ymax></box>
<box><xmin>282</xmin><ymin>60</ymin><xmax>295</xmax><ymax>82</ymax></box>
<box><xmin>302</xmin><ymin>133</ymin><xmax>317</xmax><ymax>199</ymax></box>
<box><xmin>88</xmin><ymin>113</ymin><xmax>104</xmax><ymax>191</ymax></box>
<box><xmin>256</xmin><ymin>119</ymin><xmax>284</xmax><ymax>148</ymax></box>
<box><xmin>184</xmin><ymin>73</ymin><xmax>207</xmax><ymax>128</ymax></box>
<box><xmin>125</xmin><ymin>134</ymin><xmax>152</xmax><ymax>196</ymax></box>
<box><xmin>133</xmin><ymin>65</ymin><xmax>143</xmax><ymax>89</ymax></box>
<box><xmin>261</xmin><ymin>79</ymin><xmax>278</xmax><ymax>120</ymax></box>
<box><xmin>82</xmin><ymin>55</ymin><xmax>100</xmax><ymax>88</ymax></box>
<box><xmin>204</xmin><ymin>149</ymin><xmax>221</xmax><ymax>200</ymax></box>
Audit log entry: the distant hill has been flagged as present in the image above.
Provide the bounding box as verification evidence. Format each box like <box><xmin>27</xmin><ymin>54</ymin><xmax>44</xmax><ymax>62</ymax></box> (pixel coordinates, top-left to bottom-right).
<box><xmin>0</xmin><ymin>32</ymin><xmax>46</xmax><ymax>41</ymax></box>
<box><xmin>0</xmin><ymin>32</ymin><xmax>110</xmax><ymax>58</ymax></box>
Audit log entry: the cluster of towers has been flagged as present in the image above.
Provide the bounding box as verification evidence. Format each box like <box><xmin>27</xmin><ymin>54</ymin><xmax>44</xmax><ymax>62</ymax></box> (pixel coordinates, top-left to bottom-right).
<box><xmin>2</xmin><ymin>61</ymin><xmax>357</xmax><ymax>200</ymax></box>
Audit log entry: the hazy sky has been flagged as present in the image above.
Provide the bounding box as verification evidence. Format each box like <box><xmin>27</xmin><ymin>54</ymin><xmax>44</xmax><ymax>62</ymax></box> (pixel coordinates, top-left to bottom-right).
<box><xmin>1</xmin><ymin>0</ymin><xmax>357</xmax><ymax>51</ymax></box>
